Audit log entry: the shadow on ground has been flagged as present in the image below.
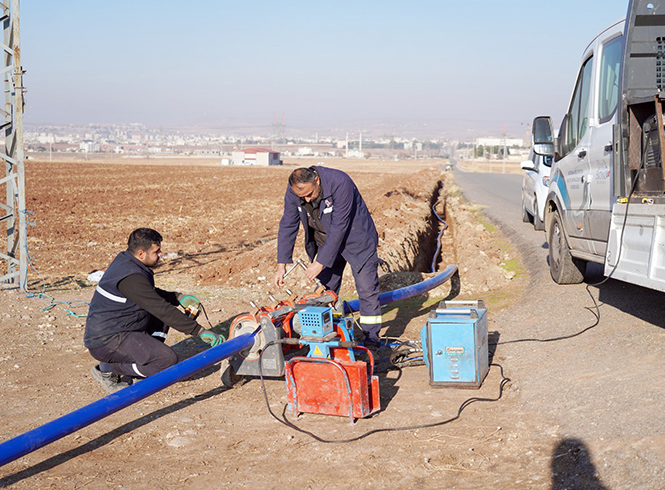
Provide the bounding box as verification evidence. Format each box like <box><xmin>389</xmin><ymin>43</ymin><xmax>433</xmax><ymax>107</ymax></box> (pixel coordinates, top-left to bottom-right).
<box><xmin>550</xmin><ymin>437</ymin><xmax>609</xmax><ymax>490</ymax></box>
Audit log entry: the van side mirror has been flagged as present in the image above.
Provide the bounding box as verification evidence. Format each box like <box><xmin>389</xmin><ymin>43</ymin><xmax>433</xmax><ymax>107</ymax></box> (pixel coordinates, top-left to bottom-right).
<box><xmin>532</xmin><ymin>116</ymin><xmax>554</xmax><ymax>157</ymax></box>
<box><xmin>521</xmin><ymin>160</ymin><xmax>536</xmax><ymax>171</ymax></box>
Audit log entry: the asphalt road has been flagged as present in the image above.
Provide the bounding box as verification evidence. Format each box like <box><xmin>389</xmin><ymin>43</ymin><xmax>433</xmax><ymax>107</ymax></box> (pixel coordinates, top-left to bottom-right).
<box><xmin>452</xmin><ymin>169</ymin><xmax>553</xmax><ymax>282</ymax></box>
<box><xmin>453</xmin><ymin>168</ymin><xmax>665</xmax><ymax>488</ymax></box>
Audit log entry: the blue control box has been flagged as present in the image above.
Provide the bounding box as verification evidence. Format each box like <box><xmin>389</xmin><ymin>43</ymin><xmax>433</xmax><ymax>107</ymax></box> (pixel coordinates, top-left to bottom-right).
<box><xmin>297</xmin><ymin>306</ymin><xmax>334</xmax><ymax>338</ymax></box>
<box><xmin>420</xmin><ymin>300</ymin><xmax>488</xmax><ymax>389</ymax></box>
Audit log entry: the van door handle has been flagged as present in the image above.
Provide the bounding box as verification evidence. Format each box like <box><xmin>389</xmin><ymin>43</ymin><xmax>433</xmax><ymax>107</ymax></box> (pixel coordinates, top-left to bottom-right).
<box><xmin>604</xmin><ymin>143</ymin><xmax>613</xmax><ymax>152</ymax></box>
<box><xmin>578</xmin><ymin>150</ymin><xmax>587</xmax><ymax>158</ymax></box>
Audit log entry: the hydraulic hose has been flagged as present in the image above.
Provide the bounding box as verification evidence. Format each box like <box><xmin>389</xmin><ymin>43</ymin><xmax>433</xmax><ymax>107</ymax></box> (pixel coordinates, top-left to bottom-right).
<box><xmin>0</xmin><ymin>332</ymin><xmax>257</xmax><ymax>468</ymax></box>
<box><xmin>343</xmin><ymin>264</ymin><xmax>458</xmax><ymax>314</ymax></box>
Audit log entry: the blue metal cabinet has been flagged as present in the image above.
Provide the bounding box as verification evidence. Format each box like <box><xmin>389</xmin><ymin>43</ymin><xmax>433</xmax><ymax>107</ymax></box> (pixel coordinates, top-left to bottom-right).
<box><xmin>420</xmin><ymin>300</ymin><xmax>489</xmax><ymax>389</ymax></box>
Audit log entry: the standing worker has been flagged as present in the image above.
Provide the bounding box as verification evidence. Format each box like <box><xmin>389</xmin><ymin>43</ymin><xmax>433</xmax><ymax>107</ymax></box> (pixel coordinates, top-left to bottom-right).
<box><xmin>274</xmin><ymin>166</ymin><xmax>383</xmax><ymax>347</ymax></box>
<box><xmin>84</xmin><ymin>228</ymin><xmax>224</xmax><ymax>393</ymax></box>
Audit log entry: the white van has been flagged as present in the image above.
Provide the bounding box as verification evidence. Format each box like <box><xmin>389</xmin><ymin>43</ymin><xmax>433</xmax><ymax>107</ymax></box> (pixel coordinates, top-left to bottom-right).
<box><xmin>533</xmin><ymin>0</ymin><xmax>665</xmax><ymax>291</ymax></box>
<box><xmin>521</xmin><ymin>149</ymin><xmax>553</xmax><ymax>231</ymax></box>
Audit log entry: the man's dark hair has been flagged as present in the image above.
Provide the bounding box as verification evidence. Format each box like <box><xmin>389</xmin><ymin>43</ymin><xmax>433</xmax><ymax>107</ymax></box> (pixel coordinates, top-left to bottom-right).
<box><xmin>128</xmin><ymin>228</ymin><xmax>162</xmax><ymax>255</ymax></box>
<box><xmin>288</xmin><ymin>167</ymin><xmax>318</xmax><ymax>187</ymax></box>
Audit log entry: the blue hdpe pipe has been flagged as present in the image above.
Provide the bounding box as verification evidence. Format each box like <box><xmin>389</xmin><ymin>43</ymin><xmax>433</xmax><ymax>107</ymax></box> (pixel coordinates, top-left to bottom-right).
<box><xmin>0</xmin><ymin>264</ymin><xmax>457</xmax><ymax>468</ymax></box>
<box><xmin>0</xmin><ymin>332</ymin><xmax>256</xmax><ymax>468</ymax></box>
<box><xmin>343</xmin><ymin>264</ymin><xmax>458</xmax><ymax>314</ymax></box>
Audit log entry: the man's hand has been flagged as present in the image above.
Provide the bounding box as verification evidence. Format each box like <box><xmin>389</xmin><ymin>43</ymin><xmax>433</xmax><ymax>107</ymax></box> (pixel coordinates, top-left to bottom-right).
<box><xmin>199</xmin><ymin>329</ymin><xmax>225</xmax><ymax>347</ymax></box>
<box><xmin>274</xmin><ymin>263</ymin><xmax>287</xmax><ymax>289</ymax></box>
<box><xmin>305</xmin><ymin>261</ymin><xmax>324</xmax><ymax>281</ymax></box>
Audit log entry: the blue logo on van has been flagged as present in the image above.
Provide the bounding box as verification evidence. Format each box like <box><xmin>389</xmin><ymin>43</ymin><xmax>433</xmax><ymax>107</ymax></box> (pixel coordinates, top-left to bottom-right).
<box><xmin>551</xmin><ymin>169</ymin><xmax>571</xmax><ymax>208</ymax></box>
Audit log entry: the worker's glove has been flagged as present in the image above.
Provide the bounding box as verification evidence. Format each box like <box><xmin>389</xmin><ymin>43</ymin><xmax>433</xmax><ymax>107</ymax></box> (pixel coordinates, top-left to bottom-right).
<box><xmin>179</xmin><ymin>295</ymin><xmax>201</xmax><ymax>320</ymax></box>
<box><xmin>199</xmin><ymin>329</ymin><xmax>225</xmax><ymax>347</ymax></box>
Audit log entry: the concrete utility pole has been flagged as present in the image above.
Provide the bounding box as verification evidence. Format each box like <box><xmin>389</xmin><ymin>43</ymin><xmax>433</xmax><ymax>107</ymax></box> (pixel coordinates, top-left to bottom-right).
<box><xmin>1</xmin><ymin>0</ymin><xmax>27</xmax><ymax>289</ymax></box>
<box><xmin>502</xmin><ymin>130</ymin><xmax>507</xmax><ymax>174</ymax></box>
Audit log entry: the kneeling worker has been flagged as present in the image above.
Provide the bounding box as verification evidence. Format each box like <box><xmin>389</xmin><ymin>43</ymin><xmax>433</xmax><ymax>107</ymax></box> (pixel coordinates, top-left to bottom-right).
<box><xmin>84</xmin><ymin>228</ymin><xmax>224</xmax><ymax>393</ymax></box>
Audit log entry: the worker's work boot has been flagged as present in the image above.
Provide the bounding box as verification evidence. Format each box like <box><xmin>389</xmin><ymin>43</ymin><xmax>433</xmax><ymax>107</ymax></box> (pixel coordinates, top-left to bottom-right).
<box><xmin>363</xmin><ymin>337</ymin><xmax>382</xmax><ymax>350</ymax></box>
<box><xmin>90</xmin><ymin>365</ymin><xmax>130</xmax><ymax>393</ymax></box>
<box><xmin>362</xmin><ymin>335</ymin><xmax>392</xmax><ymax>360</ymax></box>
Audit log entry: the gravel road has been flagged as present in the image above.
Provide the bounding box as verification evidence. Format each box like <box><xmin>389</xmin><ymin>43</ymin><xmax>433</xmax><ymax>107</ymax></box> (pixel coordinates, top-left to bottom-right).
<box><xmin>454</xmin><ymin>169</ymin><xmax>665</xmax><ymax>488</ymax></box>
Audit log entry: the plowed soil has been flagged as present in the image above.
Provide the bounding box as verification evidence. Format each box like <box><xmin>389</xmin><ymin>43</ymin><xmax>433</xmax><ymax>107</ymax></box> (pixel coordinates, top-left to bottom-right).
<box><xmin>0</xmin><ymin>157</ymin><xmax>548</xmax><ymax>489</ymax></box>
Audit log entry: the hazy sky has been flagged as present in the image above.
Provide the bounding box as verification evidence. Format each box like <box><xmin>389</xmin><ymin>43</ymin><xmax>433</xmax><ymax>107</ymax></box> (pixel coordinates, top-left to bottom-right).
<box><xmin>22</xmin><ymin>1</ymin><xmax>630</xmax><ymax>139</ymax></box>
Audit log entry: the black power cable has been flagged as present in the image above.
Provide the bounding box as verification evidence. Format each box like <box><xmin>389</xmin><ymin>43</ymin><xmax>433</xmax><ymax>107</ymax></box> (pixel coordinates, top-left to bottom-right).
<box><xmin>198</xmin><ymin>303</ymin><xmax>216</xmax><ymax>329</ymax></box>
<box><xmin>256</xmin><ymin>340</ymin><xmax>510</xmax><ymax>443</ymax></box>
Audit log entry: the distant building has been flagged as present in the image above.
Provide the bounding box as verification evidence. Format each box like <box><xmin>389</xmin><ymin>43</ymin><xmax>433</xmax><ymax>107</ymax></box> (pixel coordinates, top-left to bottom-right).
<box><xmin>80</xmin><ymin>140</ymin><xmax>99</xmax><ymax>153</ymax></box>
<box><xmin>475</xmin><ymin>137</ymin><xmax>524</xmax><ymax>147</ymax></box>
<box><xmin>346</xmin><ymin>149</ymin><xmax>365</xmax><ymax>158</ymax></box>
<box><xmin>231</xmin><ymin>148</ymin><xmax>281</xmax><ymax>165</ymax></box>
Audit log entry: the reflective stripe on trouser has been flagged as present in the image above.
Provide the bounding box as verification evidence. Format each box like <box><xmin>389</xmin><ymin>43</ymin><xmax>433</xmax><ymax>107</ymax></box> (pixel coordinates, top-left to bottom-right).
<box><xmin>352</xmin><ymin>254</ymin><xmax>381</xmax><ymax>341</ymax></box>
<box><xmin>360</xmin><ymin>315</ymin><xmax>382</xmax><ymax>342</ymax></box>
<box><xmin>359</xmin><ymin>315</ymin><xmax>381</xmax><ymax>325</ymax></box>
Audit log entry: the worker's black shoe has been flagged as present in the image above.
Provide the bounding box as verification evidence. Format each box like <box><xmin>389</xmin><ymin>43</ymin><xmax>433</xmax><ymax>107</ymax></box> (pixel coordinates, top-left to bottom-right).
<box><xmin>363</xmin><ymin>338</ymin><xmax>390</xmax><ymax>352</ymax></box>
<box><xmin>363</xmin><ymin>338</ymin><xmax>382</xmax><ymax>350</ymax></box>
<box><xmin>90</xmin><ymin>365</ymin><xmax>129</xmax><ymax>393</ymax></box>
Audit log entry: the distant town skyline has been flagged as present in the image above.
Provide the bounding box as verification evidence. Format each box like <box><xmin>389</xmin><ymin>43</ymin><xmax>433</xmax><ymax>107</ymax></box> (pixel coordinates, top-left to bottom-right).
<box><xmin>22</xmin><ymin>1</ymin><xmax>630</xmax><ymax>140</ymax></box>
<box><xmin>24</xmin><ymin>121</ymin><xmax>525</xmax><ymax>162</ymax></box>
<box><xmin>24</xmin><ymin>120</ymin><xmax>525</xmax><ymax>144</ymax></box>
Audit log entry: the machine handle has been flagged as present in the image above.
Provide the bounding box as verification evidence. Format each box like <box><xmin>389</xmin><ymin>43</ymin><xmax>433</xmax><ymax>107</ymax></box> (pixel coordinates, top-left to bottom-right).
<box><xmin>269</xmin><ymin>305</ymin><xmax>294</xmax><ymax>319</ymax></box>
<box><xmin>278</xmin><ymin>337</ymin><xmax>302</xmax><ymax>345</ymax></box>
<box><xmin>438</xmin><ymin>300</ymin><xmax>485</xmax><ymax>309</ymax></box>
<box><xmin>335</xmin><ymin>341</ymin><xmax>358</xmax><ymax>348</ymax></box>
<box><xmin>306</xmin><ymin>292</ymin><xmax>337</xmax><ymax>305</ymax></box>
<box><xmin>353</xmin><ymin>346</ymin><xmax>375</xmax><ymax>377</ymax></box>
<box><xmin>434</xmin><ymin>308</ymin><xmax>479</xmax><ymax>319</ymax></box>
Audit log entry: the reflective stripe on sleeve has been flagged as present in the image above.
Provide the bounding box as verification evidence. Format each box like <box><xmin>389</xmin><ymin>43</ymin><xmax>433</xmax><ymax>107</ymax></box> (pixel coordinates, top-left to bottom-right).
<box><xmin>359</xmin><ymin>315</ymin><xmax>382</xmax><ymax>325</ymax></box>
<box><xmin>151</xmin><ymin>332</ymin><xmax>167</xmax><ymax>339</ymax></box>
<box><xmin>132</xmin><ymin>363</ymin><xmax>146</xmax><ymax>378</ymax></box>
<box><xmin>96</xmin><ymin>285</ymin><xmax>127</xmax><ymax>303</ymax></box>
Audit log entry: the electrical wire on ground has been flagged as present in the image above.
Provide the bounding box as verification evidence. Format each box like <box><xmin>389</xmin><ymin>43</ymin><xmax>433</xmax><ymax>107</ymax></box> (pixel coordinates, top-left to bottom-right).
<box><xmin>23</xmin><ymin>259</ymin><xmax>90</xmax><ymax>317</ymax></box>
<box><xmin>12</xmin><ymin>213</ymin><xmax>91</xmax><ymax>317</ymax></box>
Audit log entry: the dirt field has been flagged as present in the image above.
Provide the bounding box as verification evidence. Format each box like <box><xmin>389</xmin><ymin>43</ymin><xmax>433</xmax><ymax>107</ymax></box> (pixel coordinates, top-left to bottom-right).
<box><xmin>0</xmin><ymin>157</ymin><xmax>558</xmax><ymax>489</ymax></box>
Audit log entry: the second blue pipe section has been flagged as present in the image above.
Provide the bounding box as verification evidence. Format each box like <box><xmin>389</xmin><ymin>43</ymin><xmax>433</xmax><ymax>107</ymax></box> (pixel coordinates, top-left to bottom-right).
<box><xmin>0</xmin><ymin>332</ymin><xmax>256</xmax><ymax>468</ymax></box>
<box><xmin>343</xmin><ymin>264</ymin><xmax>458</xmax><ymax>314</ymax></box>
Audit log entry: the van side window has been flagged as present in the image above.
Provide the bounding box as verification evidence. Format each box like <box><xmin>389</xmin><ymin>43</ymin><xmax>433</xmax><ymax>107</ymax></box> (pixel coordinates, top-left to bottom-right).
<box><xmin>562</xmin><ymin>56</ymin><xmax>594</xmax><ymax>157</ymax></box>
<box><xmin>599</xmin><ymin>36</ymin><xmax>623</xmax><ymax>122</ymax></box>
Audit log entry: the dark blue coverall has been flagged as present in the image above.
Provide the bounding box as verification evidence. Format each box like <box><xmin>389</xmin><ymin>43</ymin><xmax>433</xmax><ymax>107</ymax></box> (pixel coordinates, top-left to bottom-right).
<box><xmin>277</xmin><ymin>166</ymin><xmax>382</xmax><ymax>342</ymax></box>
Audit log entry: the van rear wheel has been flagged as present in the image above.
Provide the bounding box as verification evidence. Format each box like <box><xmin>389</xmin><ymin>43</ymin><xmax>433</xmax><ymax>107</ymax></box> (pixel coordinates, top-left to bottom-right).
<box><xmin>548</xmin><ymin>211</ymin><xmax>586</xmax><ymax>284</ymax></box>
